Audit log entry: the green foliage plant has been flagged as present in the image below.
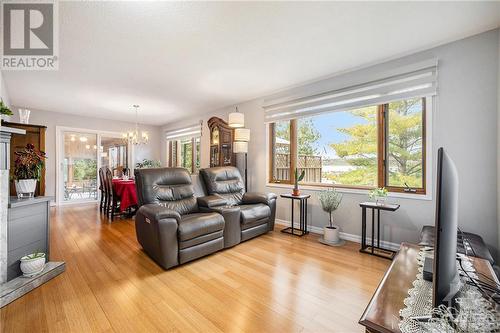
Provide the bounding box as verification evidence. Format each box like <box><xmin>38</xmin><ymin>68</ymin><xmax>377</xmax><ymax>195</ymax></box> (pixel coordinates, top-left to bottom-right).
<box><xmin>136</xmin><ymin>159</ymin><xmax>161</xmax><ymax>169</ymax></box>
<box><xmin>317</xmin><ymin>189</ymin><xmax>343</xmax><ymax>228</ymax></box>
<box><xmin>294</xmin><ymin>168</ymin><xmax>305</xmax><ymax>191</ymax></box>
<box><xmin>0</xmin><ymin>99</ymin><xmax>13</xmax><ymax>116</ymax></box>
<box><xmin>24</xmin><ymin>251</ymin><xmax>45</xmax><ymax>260</ymax></box>
<box><xmin>13</xmin><ymin>143</ymin><xmax>47</xmax><ymax>180</ymax></box>
<box><xmin>369</xmin><ymin>187</ymin><xmax>388</xmax><ymax>199</ymax></box>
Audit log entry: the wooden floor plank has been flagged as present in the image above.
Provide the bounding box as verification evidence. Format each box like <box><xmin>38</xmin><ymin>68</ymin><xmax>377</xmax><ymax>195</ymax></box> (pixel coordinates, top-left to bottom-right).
<box><xmin>1</xmin><ymin>203</ymin><xmax>389</xmax><ymax>332</ymax></box>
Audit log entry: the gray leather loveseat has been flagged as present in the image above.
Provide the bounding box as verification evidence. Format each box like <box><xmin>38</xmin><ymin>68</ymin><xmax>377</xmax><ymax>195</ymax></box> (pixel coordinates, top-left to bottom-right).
<box><xmin>134</xmin><ymin>166</ymin><xmax>277</xmax><ymax>269</ymax></box>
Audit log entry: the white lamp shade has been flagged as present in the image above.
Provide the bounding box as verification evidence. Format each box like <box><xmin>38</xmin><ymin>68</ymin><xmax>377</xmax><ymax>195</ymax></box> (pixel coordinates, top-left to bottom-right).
<box><xmin>228</xmin><ymin>112</ymin><xmax>244</xmax><ymax>128</ymax></box>
<box><xmin>233</xmin><ymin>141</ymin><xmax>248</xmax><ymax>153</ymax></box>
<box><xmin>234</xmin><ymin>128</ymin><xmax>250</xmax><ymax>142</ymax></box>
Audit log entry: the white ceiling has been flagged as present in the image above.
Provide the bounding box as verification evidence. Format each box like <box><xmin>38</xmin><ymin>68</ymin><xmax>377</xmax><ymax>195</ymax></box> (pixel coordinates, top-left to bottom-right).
<box><xmin>3</xmin><ymin>1</ymin><xmax>500</xmax><ymax>125</ymax></box>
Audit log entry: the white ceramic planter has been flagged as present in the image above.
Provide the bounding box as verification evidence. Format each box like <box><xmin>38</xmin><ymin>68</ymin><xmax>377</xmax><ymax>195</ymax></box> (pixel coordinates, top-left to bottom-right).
<box><xmin>20</xmin><ymin>253</ymin><xmax>46</xmax><ymax>277</ymax></box>
<box><xmin>324</xmin><ymin>226</ymin><xmax>340</xmax><ymax>243</ymax></box>
<box><xmin>15</xmin><ymin>179</ymin><xmax>37</xmax><ymax>198</ymax></box>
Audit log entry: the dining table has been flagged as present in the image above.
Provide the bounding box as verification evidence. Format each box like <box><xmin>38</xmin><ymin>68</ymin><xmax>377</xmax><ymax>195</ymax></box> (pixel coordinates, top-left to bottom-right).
<box><xmin>112</xmin><ymin>178</ymin><xmax>138</xmax><ymax>212</ymax></box>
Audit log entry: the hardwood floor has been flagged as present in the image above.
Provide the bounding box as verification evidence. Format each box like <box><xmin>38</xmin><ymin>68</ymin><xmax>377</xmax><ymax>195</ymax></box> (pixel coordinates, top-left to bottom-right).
<box><xmin>1</xmin><ymin>203</ymin><xmax>390</xmax><ymax>333</ymax></box>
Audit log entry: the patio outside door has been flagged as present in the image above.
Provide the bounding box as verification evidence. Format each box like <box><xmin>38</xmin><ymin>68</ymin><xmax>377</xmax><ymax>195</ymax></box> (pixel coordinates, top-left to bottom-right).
<box><xmin>61</xmin><ymin>131</ymin><xmax>98</xmax><ymax>203</ymax></box>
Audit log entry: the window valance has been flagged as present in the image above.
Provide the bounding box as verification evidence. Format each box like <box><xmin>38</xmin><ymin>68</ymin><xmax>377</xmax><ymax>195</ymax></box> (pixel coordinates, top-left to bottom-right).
<box><xmin>165</xmin><ymin>122</ymin><xmax>202</xmax><ymax>140</ymax></box>
<box><xmin>263</xmin><ymin>59</ymin><xmax>437</xmax><ymax>122</ymax></box>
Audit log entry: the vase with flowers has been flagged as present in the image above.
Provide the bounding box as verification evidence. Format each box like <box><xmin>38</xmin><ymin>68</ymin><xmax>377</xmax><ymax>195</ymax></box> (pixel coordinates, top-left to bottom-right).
<box><xmin>369</xmin><ymin>187</ymin><xmax>388</xmax><ymax>205</ymax></box>
<box><xmin>13</xmin><ymin>143</ymin><xmax>47</xmax><ymax>198</ymax></box>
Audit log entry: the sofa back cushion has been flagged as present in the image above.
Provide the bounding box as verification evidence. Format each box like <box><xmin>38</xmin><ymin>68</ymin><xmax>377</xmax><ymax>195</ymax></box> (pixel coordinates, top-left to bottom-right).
<box><xmin>134</xmin><ymin>167</ymin><xmax>197</xmax><ymax>215</ymax></box>
<box><xmin>200</xmin><ymin>166</ymin><xmax>245</xmax><ymax>206</ymax></box>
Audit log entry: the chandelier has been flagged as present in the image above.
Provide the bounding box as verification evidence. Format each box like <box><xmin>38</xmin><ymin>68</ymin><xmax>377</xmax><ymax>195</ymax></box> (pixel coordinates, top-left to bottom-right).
<box><xmin>123</xmin><ymin>104</ymin><xmax>148</xmax><ymax>145</ymax></box>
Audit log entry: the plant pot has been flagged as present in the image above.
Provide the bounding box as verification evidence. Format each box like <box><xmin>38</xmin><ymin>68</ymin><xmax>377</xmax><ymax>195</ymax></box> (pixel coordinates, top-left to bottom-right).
<box><xmin>292</xmin><ymin>188</ymin><xmax>300</xmax><ymax>196</ymax></box>
<box><xmin>20</xmin><ymin>253</ymin><xmax>46</xmax><ymax>277</ymax></box>
<box><xmin>324</xmin><ymin>226</ymin><xmax>340</xmax><ymax>243</ymax></box>
<box><xmin>15</xmin><ymin>179</ymin><xmax>37</xmax><ymax>198</ymax></box>
<box><xmin>1</xmin><ymin>114</ymin><xmax>11</xmax><ymax>122</ymax></box>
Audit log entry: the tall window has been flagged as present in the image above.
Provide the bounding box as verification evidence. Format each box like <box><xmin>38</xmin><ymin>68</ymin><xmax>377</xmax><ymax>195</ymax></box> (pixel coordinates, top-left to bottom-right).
<box><xmin>268</xmin><ymin>97</ymin><xmax>426</xmax><ymax>193</ymax></box>
<box><xmin>270</xmin><ymin>120</ymin><xmax>292</xmax><ymax>182</ymax></box>
<box><xmin>168</xmin><ymin>136</ymin><xmax>201</xmax><ymax>173</ymax></box>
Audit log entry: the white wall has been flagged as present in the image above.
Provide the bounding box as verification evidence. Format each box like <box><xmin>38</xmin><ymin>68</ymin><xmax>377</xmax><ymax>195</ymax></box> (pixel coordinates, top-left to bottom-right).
<box><xmin>163</xmin><ymin>29</ymin><xmax>500</xmax><ymax>259</ymax></box>
<box><xmin>0</xmin><ymin>70</ymin><xmax>10</xmax><ymax>107</ymax></box>
<box><xmin>8</xmin><ymin>107</ymin><xmax>162</xmax><ymax>200</ymax></box>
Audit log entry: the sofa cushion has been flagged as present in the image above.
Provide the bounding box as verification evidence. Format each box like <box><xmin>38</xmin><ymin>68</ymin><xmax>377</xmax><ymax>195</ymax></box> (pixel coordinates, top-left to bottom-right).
<box><xmin>135</xmin><ymin>167</ymin><xmax>198</xmax><ymax>215</ymax></box>
<box><xmin>179</xmin><ymin>230</ymin><xmax>224</xmax><ymax>250</ymax></box>
<box><xmin>200</xmin><ymin>167</ymin><xmax>245</xmax><ymax>206</ymax></box>
<box><xmin>178</xmin><ymin>212</ymin><xmax>225</xmax><ymax>241</ymax></box>
<box><xmin>240</xmin><ymin>204</ymin><xmax>271</xmax><ymax>225</ymax></box>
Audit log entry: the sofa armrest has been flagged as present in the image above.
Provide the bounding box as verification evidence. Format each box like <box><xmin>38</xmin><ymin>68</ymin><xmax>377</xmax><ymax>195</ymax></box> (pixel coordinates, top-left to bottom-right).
<box><xmin>138</xmin><ymin>204</ymin><xmax>181</xmax><ymax>223</ymax></box>
<box><xmin>197</xmin><ymin>195</ymin><xmax>227</xmax><ymax>208</ymax></box>
<box><xmin>242</xmin><ymin>192</ymin><xmax>277</xmax><ymax>206</ymax></box>
<box><xmin>135</xmin><ymin>204</ymin><xmax>180</xmax><ymax>269</ymax></box>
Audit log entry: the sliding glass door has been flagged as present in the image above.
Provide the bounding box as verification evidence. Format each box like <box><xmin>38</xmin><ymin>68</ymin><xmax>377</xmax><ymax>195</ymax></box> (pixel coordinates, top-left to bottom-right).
<box><xmin>57</xmin><ymin>128</ymin><xmax>130</xmax><ymax>205</ymax></box>
<box><xmin>62</xmin><ymin>131</ymin><xmax>98</xmax><ymax>202</ymax></box>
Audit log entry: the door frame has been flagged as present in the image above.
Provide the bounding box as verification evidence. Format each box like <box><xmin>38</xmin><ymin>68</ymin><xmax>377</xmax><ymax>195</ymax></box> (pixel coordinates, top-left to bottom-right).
<box><xmin>55</xmin><ymin>126</ymin><xmax>133</xmax><ymax>206</ymax></box>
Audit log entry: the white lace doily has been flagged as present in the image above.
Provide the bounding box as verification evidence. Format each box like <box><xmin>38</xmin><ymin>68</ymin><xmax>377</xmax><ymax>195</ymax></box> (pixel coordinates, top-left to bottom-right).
<box><xmin>398</xmin><ymin>248</ymin><xmax>500</xmax><ymax>333</ymax></box>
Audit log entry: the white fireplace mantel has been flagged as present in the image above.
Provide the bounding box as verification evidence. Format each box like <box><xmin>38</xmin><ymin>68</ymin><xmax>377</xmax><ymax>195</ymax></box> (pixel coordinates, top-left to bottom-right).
<box><xmin>0</xmin><ymin>125</ymin><xmax>26</xmax><ymax>284</ymax></box>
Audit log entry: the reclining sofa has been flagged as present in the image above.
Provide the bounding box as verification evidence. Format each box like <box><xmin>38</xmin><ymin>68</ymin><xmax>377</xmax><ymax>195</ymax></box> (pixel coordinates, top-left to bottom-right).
<box><xmin>134</xmin><ymin>166</ymin><xmax>277</xmax><ymax>269</ymax></box>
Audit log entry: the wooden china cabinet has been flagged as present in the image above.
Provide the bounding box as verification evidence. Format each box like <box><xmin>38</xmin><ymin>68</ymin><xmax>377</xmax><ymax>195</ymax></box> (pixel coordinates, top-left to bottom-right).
<box><xmin>207</xmin><ymin>117</ymin><xmax>235</xmax><ymax>167</ymax></box>
<box><xmin>2</xmin><ymin>121</ymin><xmax>46</xmax><ymax>196</ymax></box>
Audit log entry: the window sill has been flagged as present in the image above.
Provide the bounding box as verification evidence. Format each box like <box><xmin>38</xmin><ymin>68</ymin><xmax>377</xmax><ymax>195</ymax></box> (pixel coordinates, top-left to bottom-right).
<box><xmin>265</xmin><ymin>183</ymin><xmax>432</xmax><ymax>201</ymax></box>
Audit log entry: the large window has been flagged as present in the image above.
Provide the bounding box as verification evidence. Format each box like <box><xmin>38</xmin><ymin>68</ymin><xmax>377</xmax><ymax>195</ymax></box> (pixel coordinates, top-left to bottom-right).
<box><xmin>168</xmin><ymin>136</ymin><xmax>201</xmax><ymax>173</ymax></box>
<box><xmin>269</xmin><ymin>97</ymin><xmax>426</xmax><ymax>193</ymax></box>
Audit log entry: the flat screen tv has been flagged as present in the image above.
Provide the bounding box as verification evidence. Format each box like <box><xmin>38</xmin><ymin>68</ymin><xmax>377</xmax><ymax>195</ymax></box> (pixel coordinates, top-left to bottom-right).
<box><xmin>433</xmin><ymin>147</ymin><xmax>461</xmax><ymax>307</ymax></box>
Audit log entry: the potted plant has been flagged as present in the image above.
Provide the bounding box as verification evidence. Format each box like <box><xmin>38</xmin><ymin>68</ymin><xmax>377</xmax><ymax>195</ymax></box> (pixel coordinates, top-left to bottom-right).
<box><xmin>20</xmin><ymin>251</ymin><xmax>46</xmax><ymax>277</ymax></box>
<box><xmin>292</xmin><ymin>168</ymin><xmax>305</xmax><ymax>196</ymax></box>
<box><xmin>0</xmin><ymin>99</ymin><xmax>13</xmax><ymax>121</ymax></box>
<box><xmin>369</xmin><ymin>187</ymin><xmax>388</xmax><ymax>205</ymax></box>
<box><xmin>135</xmin><ymin>159</ymin><xmax>161</xmax><ymax>169</ymax></box>
<box><xmin>317</xmin><ymin>189</ymin><xmax>343</xmax><ymax>245</ymax></box>
<box><xmin>13</xmin><ymin>143</ymin><xmax>47</xmax><ymax>198</ymax></box>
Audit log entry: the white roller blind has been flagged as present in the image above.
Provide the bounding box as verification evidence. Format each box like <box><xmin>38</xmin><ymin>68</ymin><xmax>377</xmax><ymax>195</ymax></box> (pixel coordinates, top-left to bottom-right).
<box><xmin>263</xmin><ymin>59</ymin><xmax>437</xmax><ymax>122</ymax></box>
<box><xmin>165</xmin><ymin>122</ymin><xmax>202</xmax><ymax>140</ymax></box>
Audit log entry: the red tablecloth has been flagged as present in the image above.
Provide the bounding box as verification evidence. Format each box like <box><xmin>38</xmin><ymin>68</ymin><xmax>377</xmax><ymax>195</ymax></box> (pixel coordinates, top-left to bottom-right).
<box><xmin>112</xmin><ymin>179</ymin><xmax>137</xmax><ymax>212</ymax></box>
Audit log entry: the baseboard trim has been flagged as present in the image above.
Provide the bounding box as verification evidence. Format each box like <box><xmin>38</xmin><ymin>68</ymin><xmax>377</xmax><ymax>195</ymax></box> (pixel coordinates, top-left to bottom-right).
<box><xmin>275</xmin><ymin>219</ymin><xmax>401</xmax><ymax>252</ymax></box>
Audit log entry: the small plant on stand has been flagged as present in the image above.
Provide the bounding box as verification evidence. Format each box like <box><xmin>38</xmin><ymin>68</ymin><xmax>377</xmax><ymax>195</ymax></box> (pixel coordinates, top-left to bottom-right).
<box><xmin>292</xmin><ymin>168</ymin><xmax>305</xmax><ymax>196</ymax></box>
<box><xmin>369</xmin><ymin>187</ymin><xmax>388</xmax><ymax>205</ymax></box>
<box><xmin>317</xmin><ymin>188</ymin><xmax>344</xmax><ymax>246</ymax></box>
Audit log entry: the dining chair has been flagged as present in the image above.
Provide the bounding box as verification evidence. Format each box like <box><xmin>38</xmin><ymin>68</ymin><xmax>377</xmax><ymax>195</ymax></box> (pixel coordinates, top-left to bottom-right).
<box><xmin>98</xmin><ymin>167</ymin><xmax>106</xmax><ymax>212</ymax></box>
<box><xmin>105</xmin><ymin>167</ymin><xmax>121</xmax><ymax>220</ymax></box>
